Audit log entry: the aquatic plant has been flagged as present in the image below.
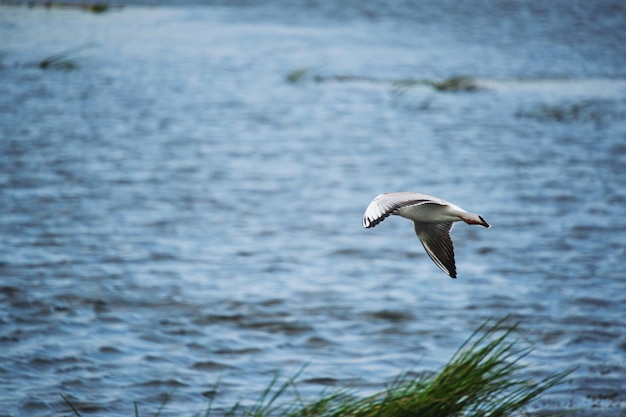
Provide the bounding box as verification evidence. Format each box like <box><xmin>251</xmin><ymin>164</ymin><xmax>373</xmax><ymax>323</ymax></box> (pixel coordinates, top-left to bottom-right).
<box><xmin>83</xmin><ymin>3</ymin><xmax>110</xmax><ymax>13</ymax></box>
<box><xmin>286</xmin><ymin>67</ymin><xmax>481</xmax><ymax>93</ymax></box>
<box><xmin>286</xmin><ymin>67</ymin><xmax>312</xmax><ymax>83</ymax></box>
<box><xmin>61</xmin><ymin>317</ymin><xmax>573</xmax><ymax>416</ymax></box>
<box><xmin>27</xmin><ymin>2</ymin><xmax>115</xmax><ymax>13</ymax></box>
<box><xmin>430</xmin><ymin>76</ymin><xmax>480</xmax><ymax>92</ymax></box>
<box><xmin>39</xmin><ymin>43</ymin><xmax>94</xmax><ymax>70</ymax></box>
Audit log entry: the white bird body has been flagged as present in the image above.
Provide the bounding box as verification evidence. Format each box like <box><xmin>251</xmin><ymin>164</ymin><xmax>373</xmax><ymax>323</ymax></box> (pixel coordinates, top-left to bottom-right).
<box><xmin>362</xmin><ymin>192</ymin><xmax>490</xmax><ymax>278</ymax></box>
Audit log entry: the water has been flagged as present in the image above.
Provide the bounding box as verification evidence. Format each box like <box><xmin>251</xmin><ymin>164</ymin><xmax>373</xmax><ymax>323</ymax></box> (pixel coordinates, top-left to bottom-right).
<box><xmin>1</xmin><ymin>1</ymin><xmax>625</xmax><ymax>415</ymax></box>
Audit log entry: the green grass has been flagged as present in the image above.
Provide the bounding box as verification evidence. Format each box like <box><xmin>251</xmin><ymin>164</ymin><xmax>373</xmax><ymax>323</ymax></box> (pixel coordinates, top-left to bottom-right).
<box><xmin>62</xmin><ymin>318</ymin><xmax>574</xmax><ymax>417</ymax></box>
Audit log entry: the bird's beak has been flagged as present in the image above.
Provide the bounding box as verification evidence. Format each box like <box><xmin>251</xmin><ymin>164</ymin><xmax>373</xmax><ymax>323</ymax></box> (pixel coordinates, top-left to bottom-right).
<box><xmin>478</xmin><ymin>216</ymin><xmax>491</xmax><ymax>228</ymax></box>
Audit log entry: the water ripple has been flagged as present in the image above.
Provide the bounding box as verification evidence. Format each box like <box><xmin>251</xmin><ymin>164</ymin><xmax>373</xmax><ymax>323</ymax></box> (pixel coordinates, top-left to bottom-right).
<box><xmin>1</xmin><ymin>3</ymin><xmax>625</xmax><ymax>416</ymax></box>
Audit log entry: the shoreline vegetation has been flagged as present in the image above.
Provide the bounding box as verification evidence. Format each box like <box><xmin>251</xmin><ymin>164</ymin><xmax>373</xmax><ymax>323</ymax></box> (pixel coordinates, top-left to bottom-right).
<box><xmin>0</xmin><ymin>1</ymin><xmax>121</xmax><ymax>13</ymax></box>
<box><xmin>62</xmin><ymin>318</ymin><xmax>575</xmax><ymax>417</ymax></box>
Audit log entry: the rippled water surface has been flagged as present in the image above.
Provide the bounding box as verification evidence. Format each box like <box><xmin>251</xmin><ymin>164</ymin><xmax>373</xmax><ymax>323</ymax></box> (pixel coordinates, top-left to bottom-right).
<box><xmin>1</xmin><ymin>1</ymin><xmax>626</xmax><ymax>415</ymax></box>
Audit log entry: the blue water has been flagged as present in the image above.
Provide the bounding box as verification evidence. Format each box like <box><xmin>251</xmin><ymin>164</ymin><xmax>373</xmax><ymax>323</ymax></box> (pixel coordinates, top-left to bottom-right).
<box><xmin>1</xmin><ymin>1</ymin><xmax>625</xmax><ymax>415</ymax></box>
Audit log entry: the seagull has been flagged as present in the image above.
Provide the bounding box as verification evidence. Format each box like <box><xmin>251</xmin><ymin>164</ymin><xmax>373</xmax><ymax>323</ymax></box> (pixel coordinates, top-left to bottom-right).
<box><xmin>362</xmin><ymin>192</ymin><xmax>490</xmax><ymax>278</ymax></box>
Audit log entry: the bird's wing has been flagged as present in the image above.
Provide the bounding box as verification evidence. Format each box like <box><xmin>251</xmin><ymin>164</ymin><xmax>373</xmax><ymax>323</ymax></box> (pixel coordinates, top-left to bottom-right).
<box><xmin>362</xmin><ymin>192</ymin><xmax>444</xmax><ymax>228</ymax></box>
<box><xmin>413</xmin><ymin>221</ymin><xmax>457</xmax><ymax>278</ymax></box>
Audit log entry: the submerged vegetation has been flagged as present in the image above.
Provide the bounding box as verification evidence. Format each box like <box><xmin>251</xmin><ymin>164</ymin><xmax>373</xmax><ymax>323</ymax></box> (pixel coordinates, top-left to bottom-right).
<box><xmin>286</xmin><ymin>67</ymin><xmax>481</xmax><ymax>92</ymax></box>
<box><xmin>515</xmin><ymin>99</ymin><xmax>619</xmax><ymax>125</ymax></box>
<box><xmin>38</xmin><ymin>43</ymin><xmax>94</xmax><ymax>70</ymax></box>
<box><xmin>62</xmin><ymin>318</ymin><xmax>573</xmax><ymax>417</ymax></box>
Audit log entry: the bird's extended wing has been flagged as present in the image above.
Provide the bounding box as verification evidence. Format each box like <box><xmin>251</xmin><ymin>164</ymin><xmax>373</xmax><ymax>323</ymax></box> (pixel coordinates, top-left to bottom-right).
<box><xmin>362</xmin><ymin>192</ymin><xmax>443</xmax><ymax>228</ymax></box>
<box><xmin>413</xmin><ymin>221</ymin><xmax>457</xmax><ymax>278</ymax></box>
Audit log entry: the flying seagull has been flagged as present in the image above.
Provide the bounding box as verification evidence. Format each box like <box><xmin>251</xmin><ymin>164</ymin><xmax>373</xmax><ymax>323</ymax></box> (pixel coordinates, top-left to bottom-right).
<box><xmin>362</xmin><ymin>192</ymin><xmax>490</xmax><ymax>278</ymax></box>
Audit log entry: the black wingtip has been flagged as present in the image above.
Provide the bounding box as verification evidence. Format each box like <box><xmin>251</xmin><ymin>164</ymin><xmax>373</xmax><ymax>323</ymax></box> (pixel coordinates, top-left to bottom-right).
<box><xmin>448</xmin><ymin>266</ymin><xmax>457</xmax><ymax>278</ymax></box>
